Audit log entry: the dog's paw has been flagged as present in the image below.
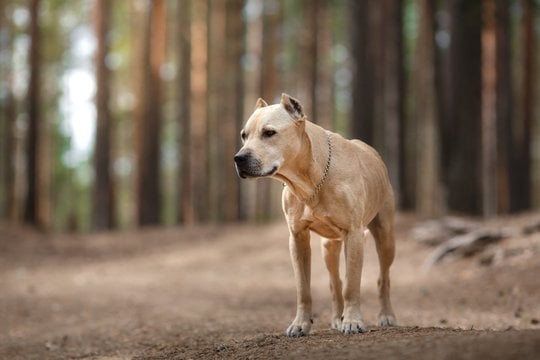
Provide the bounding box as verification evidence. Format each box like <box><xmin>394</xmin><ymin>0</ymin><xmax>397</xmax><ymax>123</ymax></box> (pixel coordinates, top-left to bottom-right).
<box><xmin>285</xmin><ymin>319</ymin><xmax>312</xmax><ymax>337</ymax></box>
<box><xmin>330</xmin><ymin>317</ymin><xmax>342</xmax><ymax>330</ymax></box>
<box><xmin>378</xmin><ymin>313</ymin><xmax>397</xmax><ymax>327</ymax></box>
<box><xmin>340</xmin><ymin>317</ymin><xmax>366</xmax><ymax>334</ymax></box>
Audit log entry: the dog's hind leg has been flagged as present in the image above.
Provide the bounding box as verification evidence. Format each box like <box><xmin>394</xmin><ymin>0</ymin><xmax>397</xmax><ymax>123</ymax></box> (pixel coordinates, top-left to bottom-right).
<box><xmin>368</xmin><ymin>196</ymin><xmax>397</xmax><ymax>326</ymax></box>
<box><xmin>321</xmin><ymin>238</ymin><xmax>344</xmax><ymax>329</ymax></box>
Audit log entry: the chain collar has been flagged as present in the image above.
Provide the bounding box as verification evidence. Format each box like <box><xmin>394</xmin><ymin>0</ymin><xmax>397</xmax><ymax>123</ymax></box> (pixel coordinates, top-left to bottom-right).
<box><xmin>306</xmin><ymin>132</ymin><xmax>332</xmax><ymax>205</ymax></box>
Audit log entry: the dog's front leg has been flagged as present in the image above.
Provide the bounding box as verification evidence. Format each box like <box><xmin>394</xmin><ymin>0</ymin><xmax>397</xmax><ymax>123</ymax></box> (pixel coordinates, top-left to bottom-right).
<box><xmin>286</xmin><ymin>229</ymin><xmax>312</xmax><ymax>337</ymax></box>
<box><xmin>341</xmin><ymin>228</ymin><xmax>366</xmax><ymax>334</ymax></box>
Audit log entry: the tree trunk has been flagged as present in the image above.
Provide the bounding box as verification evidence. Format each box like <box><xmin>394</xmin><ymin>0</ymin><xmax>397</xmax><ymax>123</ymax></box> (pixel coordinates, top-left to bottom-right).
<box><xmin>240</xmin><ymin>0</ymin><xmax>264</xmax><ymax>222</ymax></box>
<box><xmin>510</xmin><ymin>0</ymin><xmax>534</xmax><ymax>211</ymax></box>
<box><xmin>24</xmin><ymin>0</ymin><xmax>50</xmax><ymax>228</ymax></box>
<box><xmin>257</xmin><ymin>0</ymin><xmax>283</xmax><ymax>221</ymax></box>
<box><xmin>349</xmin><ymin>0</ymin><xmax>374</xmax><ymax>144</ymax></box>
<box><xmin>446</xmin><ymin>0</ymin><xmax>482</xmax><ymax>214</ymax></box>
<box><xmin>381</xmin><ymin>0</ymin><xmax>404</xmax><ymax>207</ymax></box>
<box><xmin>481</xmin><ymin>0</ymin><xmax>497</xmax><ymax>217</ymax></box>
<box><xmin>316</xmin><ymin>0</ymin><xmax>334</xmax><ymax>131</ymax></box>
<box><xmin>190</xmin><ymin>0</ymin><xmax>209</xmax><ymax>223</ymax></box>
<box><xmin>414</xmin><ymin>0</ymin><xmax>442</xmax><ymax>217</ymax></box>
<box><xmin>0</xmin><ymin>2</ymin><xmax>15</xmax><ymax>220</ymax></box>
<box><xmin>350</xmin><ymin>0</ymin><xmax>404</xmax><ymax>207</ymax></box>
<box><xmin>224</xmin><ymin>0</ymin><xmax>245</xmax><ymax>222</ymax></box>
<box><xmin>177</xmin><ymin>0</ymin><xmax>193</xmax><ymax>224</ymax></box>
<box><xmin>495</xmin><ymin>0</ymin><xmax>513</xmax><ymax>214</ymax></box>
<box><xmin>298</xmin><ymin>0</ymin><xmax>319</xmax><ymax>124</ymax></box>
<box><xmin>92</xmin><ymin>0</ymin><xmax>114</xmax><ymax>230</ymax></box>
<box><xmin>136</xmin><ymin>0</ymin><xmax>166</xmax><ymax>226</ymax></box>
<box><xmin>206</xmin><ymin>0</ymin><xmax>226</xmax><ymax>222</ymax></box>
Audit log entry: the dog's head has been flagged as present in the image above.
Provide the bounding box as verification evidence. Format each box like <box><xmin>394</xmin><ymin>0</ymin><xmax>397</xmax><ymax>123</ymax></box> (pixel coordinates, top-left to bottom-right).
<box><xmin>234</xmin><ymin>93</ymin><xmax>306</xmax><ymax>179</ymax></box>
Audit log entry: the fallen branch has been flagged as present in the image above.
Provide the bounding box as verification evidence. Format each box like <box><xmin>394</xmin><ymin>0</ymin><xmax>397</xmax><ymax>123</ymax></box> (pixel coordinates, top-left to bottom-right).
<box><xmin>414</xmin><ymin>216</ymin><xmax>540</xmax><ymax>268</ymax></box>
<box><xmin>422</xmin><ymin>229</ymin><xmax>509</xmax><ymax>269</ymax></box>
<box><xmin>412</xmin><ymin>217</ymin><xmax>475</xmax><ymax>246</ymax></box>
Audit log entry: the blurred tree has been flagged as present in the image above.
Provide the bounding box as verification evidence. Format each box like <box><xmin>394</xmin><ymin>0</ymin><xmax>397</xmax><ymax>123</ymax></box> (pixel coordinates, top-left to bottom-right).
<box><xmin>349</xmin><ymin>0</ymin><xmax>375</xmax><ymax>145</ymax></box>
<box><xmin>24</xmin><ymin>0</ymin><xmax>51</xmax><ymax>228</ymax></box>
<box><xmin>257</xmin><ymin>0</ymin><xmax>283</xmax><ymax>221</ymax></box>
<box><xmin>190</xmin><ymin>0</ymin><xmax>209</xmax><ymax>223</ymax></box>
<box><xmin>109</xmin><ymin>0</ymin><xmax>137</xmax><ymax>228</ymax></box>
<box><xmin>315</xmin><ymin>0</ymin><xmax>335</xmax><ymax>131</ymax></box>
<box><xmin>495</xmin><ymin>0</ymin><xmax>513</xmax><ymax>214</ymax></box>
<box><xmin>294</xmin><ymin>0</ymin><xmax>334</xmax><ymax>130</ymax></box>
<box><xmin>0</xmin><ymin>2</ymin><xmax>16</xmax><ymax>220</ymax></box>
<box><xmin>298</xmin><ymin>0</ymin><xmax>319</xmax><ymax>124</ymax></box>
<box><xmin>350</xmin><ymin>0</ymin><xmax>404</xmax><ymax>205</ymax></box>
<box><xmin>207</xmin><ymin>0</ymin><xmax>226</xmax><ymax>222</ymax></box>
<box><xmin>511</xmin><ymin>0</ymin><xmax>535</xmax><ymax>211</ymax></box>
<box><xmin>136</xmin><ymin>0</ymin><xmax>166</xmax><ymax>225</ymax></box>
<box><xmin>240</xmin><ymin>0</ymin><xmax>263</xmax><ymax>222</ymax></box>
<box><xmin>446</xmin><ymin>0</ymin><xmax>482</xmax><ymax>214</ymax></box>
<box><xmin>223</xmin><ymin>0</ymin><xmax>245</xmax><ymax>222</ymax></box>
<box><xmin>482</xmin><ymin>0</ymin><xmax>497</xmax><ymax>216</ymax></box>
<box><xmin>92</xmin><ymin>0</ymin><xmax>114</xmax><ymax>230</ymax></box>
<box><xmin>381</xmin><ymin>0</ymin><xmax>404</xmax><ymax>207</ymax></box>
<box><xmin>1</xmin><ymin>0</ymin><xmax>539</xmax><ymax>231</ymax></box>
<box><xmin>205</xmin><ymin>0</ymin><xmax>245</xmax><ymax>222</ymax></box>
<box><xmin>414</xmin><ymin>0</ymin><xmax>442</xmax><ymax>217</ymax></box>
<box><xmin>177</xmin><ymin>0</ymin><xmax>193</xmax><ymax>224</ymax></box>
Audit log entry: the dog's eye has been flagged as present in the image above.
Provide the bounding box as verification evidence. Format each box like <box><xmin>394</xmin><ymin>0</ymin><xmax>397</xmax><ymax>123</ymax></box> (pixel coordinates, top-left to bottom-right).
<box><xmin>262</xmin><ymin>129</ymin><xmax>276</xmax><ymax>138</ymax></box>
<box><xmin>240</xmin><ymin>131</ymin><xmax>247</xmax><ymax>142</ymax></box>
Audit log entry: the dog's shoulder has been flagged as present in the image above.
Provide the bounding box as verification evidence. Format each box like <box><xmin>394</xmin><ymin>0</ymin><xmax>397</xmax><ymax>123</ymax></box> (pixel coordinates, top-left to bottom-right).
<box><xmin>348</xmin><ymin>138</ymin><xmax>384</xmax><ymax>161</ymax></box>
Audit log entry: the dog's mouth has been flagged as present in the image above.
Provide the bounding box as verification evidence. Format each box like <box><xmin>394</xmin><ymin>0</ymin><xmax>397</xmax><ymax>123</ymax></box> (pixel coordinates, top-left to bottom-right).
<box><xmin>236</xmin><ymin>165</ymin><xmax>278</xmax><ymax>179</ymax></box>
<box><xmin>234</xmin><ymin>150</ymin><xmax>279</xmax><ymax>179</ymax></box>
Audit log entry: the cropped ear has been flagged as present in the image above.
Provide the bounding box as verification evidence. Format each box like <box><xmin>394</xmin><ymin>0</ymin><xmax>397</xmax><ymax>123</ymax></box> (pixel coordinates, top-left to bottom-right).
<box><xmin>280</xmin><ymin>93</ymin><xmax>304</xmax><ymax>120</ymax></box>
<box><xmin>255</xmin><ymin>98</ymin><xmax>268</xmax><ymax>109</ymax></box>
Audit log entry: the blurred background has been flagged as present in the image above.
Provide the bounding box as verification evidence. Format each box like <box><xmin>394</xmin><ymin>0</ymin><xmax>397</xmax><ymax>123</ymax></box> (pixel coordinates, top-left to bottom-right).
<box><xmin>0</xmin><ymin>0</ymin><xmax>539</xmax><ymax>233</ymax></box>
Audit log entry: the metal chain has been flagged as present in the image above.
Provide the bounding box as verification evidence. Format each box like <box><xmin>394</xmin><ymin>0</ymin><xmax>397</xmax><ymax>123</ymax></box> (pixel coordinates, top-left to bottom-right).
<box><xmin>307</xmin><ymin>132</ymin><xmax>332</xmax><ymax>204</ymax></box>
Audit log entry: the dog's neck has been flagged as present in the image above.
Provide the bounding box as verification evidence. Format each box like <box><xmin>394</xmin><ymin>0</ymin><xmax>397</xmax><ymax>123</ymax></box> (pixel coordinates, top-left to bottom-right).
<box><xmin>273</xmin><ymin>122</ymin><xmax>332</xmax><ymax>206</ymax></box>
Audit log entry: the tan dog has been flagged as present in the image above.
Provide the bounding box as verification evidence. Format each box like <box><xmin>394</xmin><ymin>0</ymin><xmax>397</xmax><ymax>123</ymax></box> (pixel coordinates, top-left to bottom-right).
<box><xmin>234</xmin><ymin>94</ymin><xmax>396</xmax><ymax>336</ymax></box>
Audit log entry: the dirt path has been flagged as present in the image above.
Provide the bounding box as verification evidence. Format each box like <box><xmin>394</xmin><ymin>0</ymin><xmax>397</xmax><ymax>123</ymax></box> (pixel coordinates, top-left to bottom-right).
<box><xmin>1</xmin><ymin>215</ymin><xmax>539</xmax><ymax>359</ymax></box>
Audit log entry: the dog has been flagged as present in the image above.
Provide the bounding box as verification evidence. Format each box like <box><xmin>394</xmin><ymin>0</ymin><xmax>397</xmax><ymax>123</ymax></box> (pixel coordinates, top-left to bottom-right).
<box><xmin>234</xmin><ymin>93</ymin><xmax>397</xmax><ymax>336</ymax></box>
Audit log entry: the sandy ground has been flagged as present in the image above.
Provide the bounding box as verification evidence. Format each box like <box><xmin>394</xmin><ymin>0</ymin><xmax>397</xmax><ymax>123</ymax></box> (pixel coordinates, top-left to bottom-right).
<box><xmin>1</xmin><ymin>213</ymin><xmax>539</xmax><ymax>359</ymax></box>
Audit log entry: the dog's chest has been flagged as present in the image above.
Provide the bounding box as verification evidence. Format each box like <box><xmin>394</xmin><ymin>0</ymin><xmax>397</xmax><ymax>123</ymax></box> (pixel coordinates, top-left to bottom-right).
<box><xmin>302</xmin><ymin>207</ymin><xmax>344</xmax><ymax>239</ymax></box>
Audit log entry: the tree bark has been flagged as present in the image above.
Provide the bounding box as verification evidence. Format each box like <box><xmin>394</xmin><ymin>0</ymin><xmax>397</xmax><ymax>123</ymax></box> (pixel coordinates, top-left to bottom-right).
<box><xmin>298</xmin><ymin>0</ymin><xmax>319</xmax><ymax>124</ymax></box>
<box><xmin>495</xmin><ymin>0</ymin><xmax>513</xmax><ymax>214</ymax></box>
<box><xmin>0</xmin><ymin>2</ymin><xmax>15</xmax><ymax>220</ymax></box>
<box><xmin>349</xmin><ymin>0</ymin><xmax>374</xmax><ymax>144</ymax></box>
<box><xmin>136</xmin><ymin>0</ymin><xmax>166</xmax><ymax>226</ymax></box>
<box><xmin>481</xmin><ymin>0</ymin><xmax>497</xmax><ymax>217</ymax></box>
<box><xmin>92</xmin><ymin>0</ymin><xmax>114</xmax><ymax>230</ymax></box>
<box><xmin>381</xmin><ymin>0</ymin><xmax>404</xmax><ymax>207</ymax></box>
<box><xmin>24</xmin><ymin>0</ymin><xmax>40</xmax><ymax>224</ymax></box>
<box><xmin>257</xmin><ymin>0</ymin><xmax>283</xmax><ymax>221</ymax></box>
<box><xmin>350</xmin><ymin>0</ymin><xmax>404</xmax><ymax>207</ymax></box>
<box><xmin>414</xmin><ymin>0</ymin><xmax>442</xmax><ymax>217</ymax></box>
<box><xmin>446</xmin><ymin>0</ymin><xmax>482</xmax><ymax>214</ymax></box>
<box><xmin>510</xmin><ymin>0</ymin><xmax>534</xmax><ymax>211</ymax></box>
<box><xmin>177</xmin><ymin>0</ymin><xmax>193</xmax><ymax>224</ymax></box>
<box><xmin>206</xmin><ymin>0</ymin><xmax>226</xmax><ymax>222</ymax></box>
<box><xmin>224</xmin><ymin>0</ymin><xmax>245</xmax><ymax>222</ymax></box>
<box><xmin>24</xmin><ymin>0</ymin><xmax>50</xmax><ymax>228</ymax></box>
<box><xmin>190</xmin><ymin>0</ymin><xmax>209</xmax><ymax>223</ymax></box>
<box><xmin>316</xmin><ymin>0</ymin><xmax>334</xmax><ymax>131</ymax></box>
<box><xmin>240</xmin><ymin>0</ymin><xmax>264</xmax><ymax>222</ymax></box>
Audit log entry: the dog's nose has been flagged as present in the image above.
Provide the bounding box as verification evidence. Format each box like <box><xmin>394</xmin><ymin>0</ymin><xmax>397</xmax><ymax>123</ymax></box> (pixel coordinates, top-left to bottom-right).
<box><xmin>234</xmin><ymin>152</ymin><xmax>249</xmax><ymax>165</ymax></box>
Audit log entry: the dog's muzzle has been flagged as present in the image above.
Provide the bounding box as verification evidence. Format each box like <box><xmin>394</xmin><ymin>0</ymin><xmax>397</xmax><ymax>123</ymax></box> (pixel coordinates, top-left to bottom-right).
<box><xmin>234</xmin><ymin>151</ymin><xmax>277</xmax><ymax>178</ymax></box>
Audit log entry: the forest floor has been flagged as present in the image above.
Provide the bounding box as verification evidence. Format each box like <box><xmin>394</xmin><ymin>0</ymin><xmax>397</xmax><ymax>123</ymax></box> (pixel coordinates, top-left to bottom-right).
<box><xmin>1</xmin><ymin>213</ymin><xmax>540</xmax><ymax>359</ymax></box>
